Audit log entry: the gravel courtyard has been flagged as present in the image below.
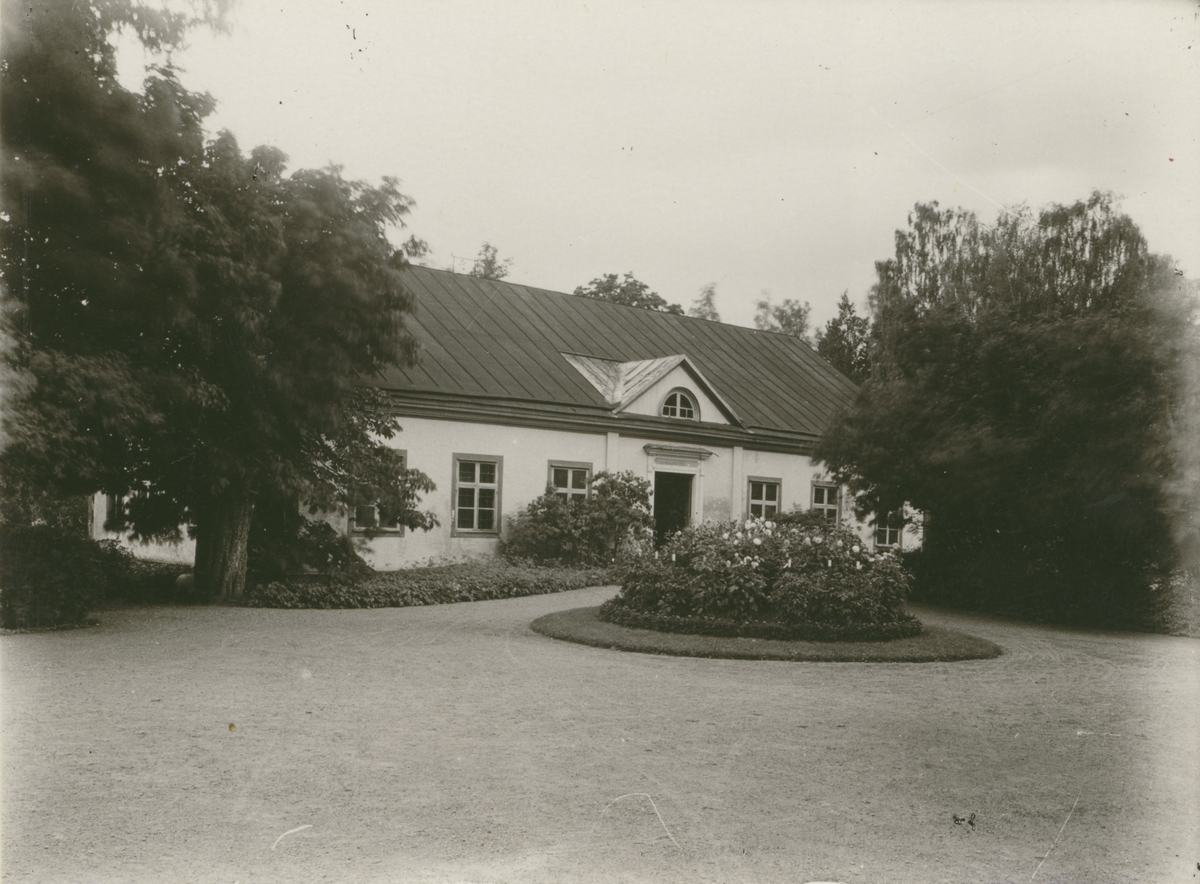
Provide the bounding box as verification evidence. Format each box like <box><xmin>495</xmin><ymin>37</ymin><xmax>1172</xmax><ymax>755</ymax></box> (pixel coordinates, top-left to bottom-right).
<box><xmin>2</xmin><ymin>586</ymin><xmax>1197</xmax><ymax>884</ymax></box>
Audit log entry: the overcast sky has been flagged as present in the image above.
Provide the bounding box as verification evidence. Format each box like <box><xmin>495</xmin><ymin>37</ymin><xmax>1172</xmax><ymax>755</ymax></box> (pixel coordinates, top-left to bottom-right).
<box><xmin>133</xmin><ymin>0</ymin><xmax>1200</xmax><ymax>330</ymax></box>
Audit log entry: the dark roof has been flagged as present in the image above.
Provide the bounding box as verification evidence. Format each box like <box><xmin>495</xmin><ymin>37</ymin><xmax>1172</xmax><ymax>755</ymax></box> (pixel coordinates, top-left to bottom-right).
<box><xmin>379</xmin><ymin>266</ymin><xmax>858</xmax><ymax>452</ymax></box>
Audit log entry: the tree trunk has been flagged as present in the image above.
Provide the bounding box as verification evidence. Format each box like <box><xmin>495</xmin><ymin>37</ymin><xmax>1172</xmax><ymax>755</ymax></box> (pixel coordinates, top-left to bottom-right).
<box><xmin>193</xmin><ymin>483</ymin><xmax>254</xmax><ymax>603</ymax></box>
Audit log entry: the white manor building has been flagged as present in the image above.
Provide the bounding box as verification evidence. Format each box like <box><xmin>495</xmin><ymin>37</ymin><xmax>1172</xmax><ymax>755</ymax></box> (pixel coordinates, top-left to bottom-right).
<box><xmin>92</xmin><ymin>266</ymin><xmax>919</xmax><ymax>568</ymax></box>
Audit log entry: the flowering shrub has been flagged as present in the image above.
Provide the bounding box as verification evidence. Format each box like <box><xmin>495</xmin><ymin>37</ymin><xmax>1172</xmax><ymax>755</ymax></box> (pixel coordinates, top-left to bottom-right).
<box><xmin>600</xmin><ymin>516</ymin><xmax>920</xmax><ymax>641</ymax></box>
<box><xmin>502</xmin><ymin>471</ymin><xmax>653</xmax><ymax>566</ymax></box>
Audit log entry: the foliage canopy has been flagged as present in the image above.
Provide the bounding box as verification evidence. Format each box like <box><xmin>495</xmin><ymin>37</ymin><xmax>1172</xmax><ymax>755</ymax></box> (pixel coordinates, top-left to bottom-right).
<box><xmin>468</xmin><ymin>242</ymin><xmax>513</xmax><ymax>280</ymax></box>
<box><xmin>815</xmin><ymin>292</ymin><xmax>871</xmax><ymax>384</ymax></box>
<box><xmin>573</xmin><ymin>272</ymin><xmax>684</xmax><ymax>314</ymax></box>
<box><xmin>816</xmin><ymin>193</ymin><xmax>1199</xmax><ymax>625</ymax></box>
<box><xmin>687</xmin><ymin>283</ymin><xmax>721</xmax><ymax>321</ymax></box>
<box><xmin>753</xmin><ymin>295</ymin><xmax>812</xmax><ymax>340</ymax></box>
<box><xmin>1</xmin><ymin>0</ymin><xmax>436</xmax><ymax>601</ymax></box>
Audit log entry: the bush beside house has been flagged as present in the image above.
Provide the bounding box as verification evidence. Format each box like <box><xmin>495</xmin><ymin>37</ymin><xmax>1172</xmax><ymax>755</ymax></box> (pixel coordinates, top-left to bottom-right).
<box><xmin>502</xmin><ymin>471</ymin><xmax>654</xmax><ymax>566</ymax></box>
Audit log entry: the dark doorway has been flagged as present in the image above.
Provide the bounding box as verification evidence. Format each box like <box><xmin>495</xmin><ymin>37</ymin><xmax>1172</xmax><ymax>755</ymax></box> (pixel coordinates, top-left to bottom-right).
<box><xmin>654</xmin><ymin>471</ymin><xmax>693</xmax><ymax>544</ymax></box>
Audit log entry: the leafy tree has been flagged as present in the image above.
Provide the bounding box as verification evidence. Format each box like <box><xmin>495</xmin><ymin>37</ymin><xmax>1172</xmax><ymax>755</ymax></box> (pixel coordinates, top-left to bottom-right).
<box><xmin>754</xmin><ymin>295</ymin><xmax>812</xmax><ymax>340</ymax></box>
<box><xmin>817</xmin><ymin>193</ymin><xmax>1199</xmax><ymax>626</ymax></box>
<box><xmin>468</xmin><ymin>242</ymin><xmax>512</xmax><ymax>280</ymax></box>
<box><xmin>687</xmin><ymin>282</ymin><xmax>721</xmax><ymax>321</ymax></box>
<box><xmin>815</xmin><ymin>292</ymin><xmax>870</xmax><ymax>383</ymax></box>
<box><xmin>573</xmin><ymin>272</ymin><xmax>684</xmax><ymax>314</ymax></box>
<box><xmin>1</xmin><ymin>0</ymin><xmax>436</xmax><ymax>602</ymax></box>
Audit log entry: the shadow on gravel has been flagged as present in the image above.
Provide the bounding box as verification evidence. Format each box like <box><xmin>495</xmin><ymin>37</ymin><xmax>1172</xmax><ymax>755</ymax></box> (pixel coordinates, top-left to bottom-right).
<box><xmin>531</xmin><ymin>606</ymin><xmax>1003</xmax><ymax>662</ymax></box>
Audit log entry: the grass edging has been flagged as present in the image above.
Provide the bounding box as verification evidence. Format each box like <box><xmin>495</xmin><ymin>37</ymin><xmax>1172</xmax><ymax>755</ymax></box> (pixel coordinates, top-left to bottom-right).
<box><xmin>531</xmin><ymin>606</ymin><xmax>1003</xmax><ymax>662</ymax></box>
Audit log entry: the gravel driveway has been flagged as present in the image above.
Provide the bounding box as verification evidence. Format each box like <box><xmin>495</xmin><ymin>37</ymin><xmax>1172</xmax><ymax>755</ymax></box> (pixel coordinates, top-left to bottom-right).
<box><xmin>2</xmin><ymin>586</ymin><xmax>1197</xmax><ymax>883</ymax></box>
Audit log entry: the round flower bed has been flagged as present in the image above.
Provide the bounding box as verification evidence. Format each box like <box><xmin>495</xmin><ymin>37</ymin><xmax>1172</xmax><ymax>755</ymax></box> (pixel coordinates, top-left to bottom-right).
<box><xmin>599</xmin><ymin>515</ymin><xmax>921</xmax><ymax>642</ymax></box>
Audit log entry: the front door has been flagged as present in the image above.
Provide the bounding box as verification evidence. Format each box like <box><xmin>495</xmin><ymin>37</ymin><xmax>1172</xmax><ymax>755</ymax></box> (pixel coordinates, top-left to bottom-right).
<box><xmin>654</xmin><ymin>471</ymin><xmax>693</xmax><ymax>544</ymax></box>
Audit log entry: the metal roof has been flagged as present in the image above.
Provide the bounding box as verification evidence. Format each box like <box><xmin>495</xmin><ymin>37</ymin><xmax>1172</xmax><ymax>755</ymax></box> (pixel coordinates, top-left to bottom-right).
<box><xmin>378</xmin><ymin>266</ymin><xmax>859</xmax><ymax>445</ymax></box>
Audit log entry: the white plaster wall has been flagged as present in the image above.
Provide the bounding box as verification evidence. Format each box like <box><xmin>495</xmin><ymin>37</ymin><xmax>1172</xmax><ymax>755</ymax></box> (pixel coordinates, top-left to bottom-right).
<box><xmin>621</xmin><ymin>366</ymin><xmax>729</xmax><ymax>425</ymax></box>
<box><xmin>740</xmin><ymin>449</ymin><xmax>824</xmax><ymax>519</ymax></box>
<box><xmin>89</xmin><ymin>494</ymin><xmax>196</xmax><ymax>564</ymax></box>
<box><xmin>355</xmin><ymin>415</ymin><xmax>609</xmax><ymax>569</ymax></box>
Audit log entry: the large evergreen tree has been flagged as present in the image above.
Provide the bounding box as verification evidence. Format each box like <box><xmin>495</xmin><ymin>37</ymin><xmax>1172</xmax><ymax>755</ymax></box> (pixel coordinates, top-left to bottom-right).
<box><xmin>815</xmin><ymin>292</ymin><xmax>870</xmax><ymax>383</ymax></box>
<box><xmin>2</xmin><ymin>0</ymin><xmax>435</xmax><ymax>601</ymax></box>
<box><xmin>816</xmin><ymin>193</ymin><xmax>1198</xmax><ymax>625</ymax></box>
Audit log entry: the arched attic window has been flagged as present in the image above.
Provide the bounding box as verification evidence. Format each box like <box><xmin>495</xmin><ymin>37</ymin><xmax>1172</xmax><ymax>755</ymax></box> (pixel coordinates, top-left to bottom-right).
<box><xmin>661</xmin><ymin>389</ymin><xmax>698</xmax><ymax>420</ymax></box>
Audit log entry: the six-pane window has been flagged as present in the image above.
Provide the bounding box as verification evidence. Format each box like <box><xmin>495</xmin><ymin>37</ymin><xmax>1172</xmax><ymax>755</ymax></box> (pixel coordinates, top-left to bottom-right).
<box><xmin>456</xmin><ymin>459</ymin><xmax>499</xmax><ymax>531</ymax></box>
<box><xmin>551</xmin><ymin>465</ymin><xmax>590</xmax><ymax>502</ymax></box>
<box><xmin>661</xmin><ymin>391</ymin><xmax>696</xmax><ymax>419</ymax></box>
<box><xmin>874</xmin><ymin>512</ymin><xmax>901</xmax><ymax>549</ymax></box>
<box><xmin>748</xmin><ymin>480</ymin><xmax>780</xmax><ymax>518</ymax></box>
<box><xmin>811</xmin><ymin>484</ymin><xmax>839</xmax><ymax>522</ymax></box>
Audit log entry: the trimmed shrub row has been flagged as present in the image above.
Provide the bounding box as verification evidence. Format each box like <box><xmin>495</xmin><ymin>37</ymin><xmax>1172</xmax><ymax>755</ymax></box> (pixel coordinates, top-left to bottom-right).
<box><xmin>243</xmin><ymin>560</ymin><xmax>614</xmax><ymax>609</ymax></box>
<box><xmin>598</xmin><ymin>601</ymin><xmax>922</xmax><ymax>642</ymax></box>
<box><xmin>601</xmin><ymin>514</ymin><xmax>919</xmax><ymax>641</ymax></box>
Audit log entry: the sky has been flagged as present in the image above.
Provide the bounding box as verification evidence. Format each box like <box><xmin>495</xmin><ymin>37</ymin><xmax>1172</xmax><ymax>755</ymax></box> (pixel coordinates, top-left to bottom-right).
<box><xmin>124</xmin><ymin>0</ymin><xmax>1200</xmax><ymax>331</ymax></box>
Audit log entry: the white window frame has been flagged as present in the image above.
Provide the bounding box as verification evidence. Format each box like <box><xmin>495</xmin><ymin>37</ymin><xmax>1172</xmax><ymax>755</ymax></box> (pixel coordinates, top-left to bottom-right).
<box><xmin>549</xmin><ymin>461</ymin><xmax>591</xmax><ymax>503</ymax></box>
<box><xmin>746</xmin><ymin>477</ymin><xmax>781</xmax><ymax>519</ymax></box>
<box><xmin>452</xmin><ymin>453</ymin><xmax>503</xmax><ymax>536</ymax></box>
<box><xmin>811</xmin><ymin>483</ymin><xmax>840</xmax><ymax>523</ymax></box>
<box><xmin>660</xmin><ymin>388</ymin><xmax>698</xmax><ymax>421</ymax></box>
<box><xmin>874</xmin><ymin>512</ymin><xmax>902</xmax><ymax>550</ymax></box>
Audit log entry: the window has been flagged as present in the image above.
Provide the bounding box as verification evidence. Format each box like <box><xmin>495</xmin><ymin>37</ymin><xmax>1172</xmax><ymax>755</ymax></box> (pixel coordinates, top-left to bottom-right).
<box><xmin>874</xmin><ymin>512</ymin><xmax>902</xmax><ymax>549</ymax></box>
<box><xmin>549</xmin><ymin>461</ymin><xmax>591</xmax><ymax>502</ymax></box>
<box><xmin>811</xmin><ymin>484</ymin><xmax>839</xmax><ymax>522</ymax></box>
<box><xmin>104</xmin><ymin>493</ymin><xmax>122</xmax><ymax>527</ymax></box>
<box><xmin>351</xmin><ymin>453</ymin><xmax>406</xmax><ymax>535</ymax></box>
<box><xmin>351</xmin><ymin>502</ymin><xmax>404</xmax><ymax>534</ymax></box>
<box><xmin>453</xmin><ymin>454</ymin><xmax>502</xmax><ymax>534</ymax></box>
<box><xmin>747</xmin><ymin>478</ymin><xmax>780</xmax><ymax>518</ymax></box>
<box><xmin>661</xmin><ymin>389</ymin><xmax>696</xmax><ymax>420</ymax></box>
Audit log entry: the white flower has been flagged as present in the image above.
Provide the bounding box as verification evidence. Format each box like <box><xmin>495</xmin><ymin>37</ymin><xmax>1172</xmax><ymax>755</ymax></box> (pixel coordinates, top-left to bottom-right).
<box><xmin>722</xmin><ymin>532</ymin><xmax>729</xmax><ymax>540</ymax></box>
<box><xmin>805</xmin><ymin>537</ymin><xmax>813</xmax><ymax>545</ymax></box>
<box><xmin>766</xmin><ymin>521</ymin><xmax>776</xmax><ymax>529</ymax></box>
<box><xmin>814</xmin><ymin>536</ymin><xmax>823</xmax><ymax>544</ymax></box>
<box><xmin>836</xmin><ymin>540</ymin><xmax>844</xmax><ymax>548</ymax></box>
<box><xmin>856</xmin><ymin>561</ymin><xmax>863</xmax><ymax>570</ymax></box>
<box><xmin>852</xmin><ymin>545</ymin><xmax>860</xmax><ymax>554</ymax></box>
<box><xmin>753</xmin><ymin>537</ymin><xmax>762</xmax><ymax>546</ymax></box>
<box><xmin>745</xmin><ymin>520</ymin><xmax>753</xmax><ymax>530</ymax></box>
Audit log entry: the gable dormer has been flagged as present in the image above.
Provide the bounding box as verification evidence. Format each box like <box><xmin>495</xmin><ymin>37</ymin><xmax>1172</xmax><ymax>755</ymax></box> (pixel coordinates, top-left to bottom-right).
<box><xmin>560</xmin><ymin>352</ymin><xmax>742</xmax><ymax>427</ymax></box>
